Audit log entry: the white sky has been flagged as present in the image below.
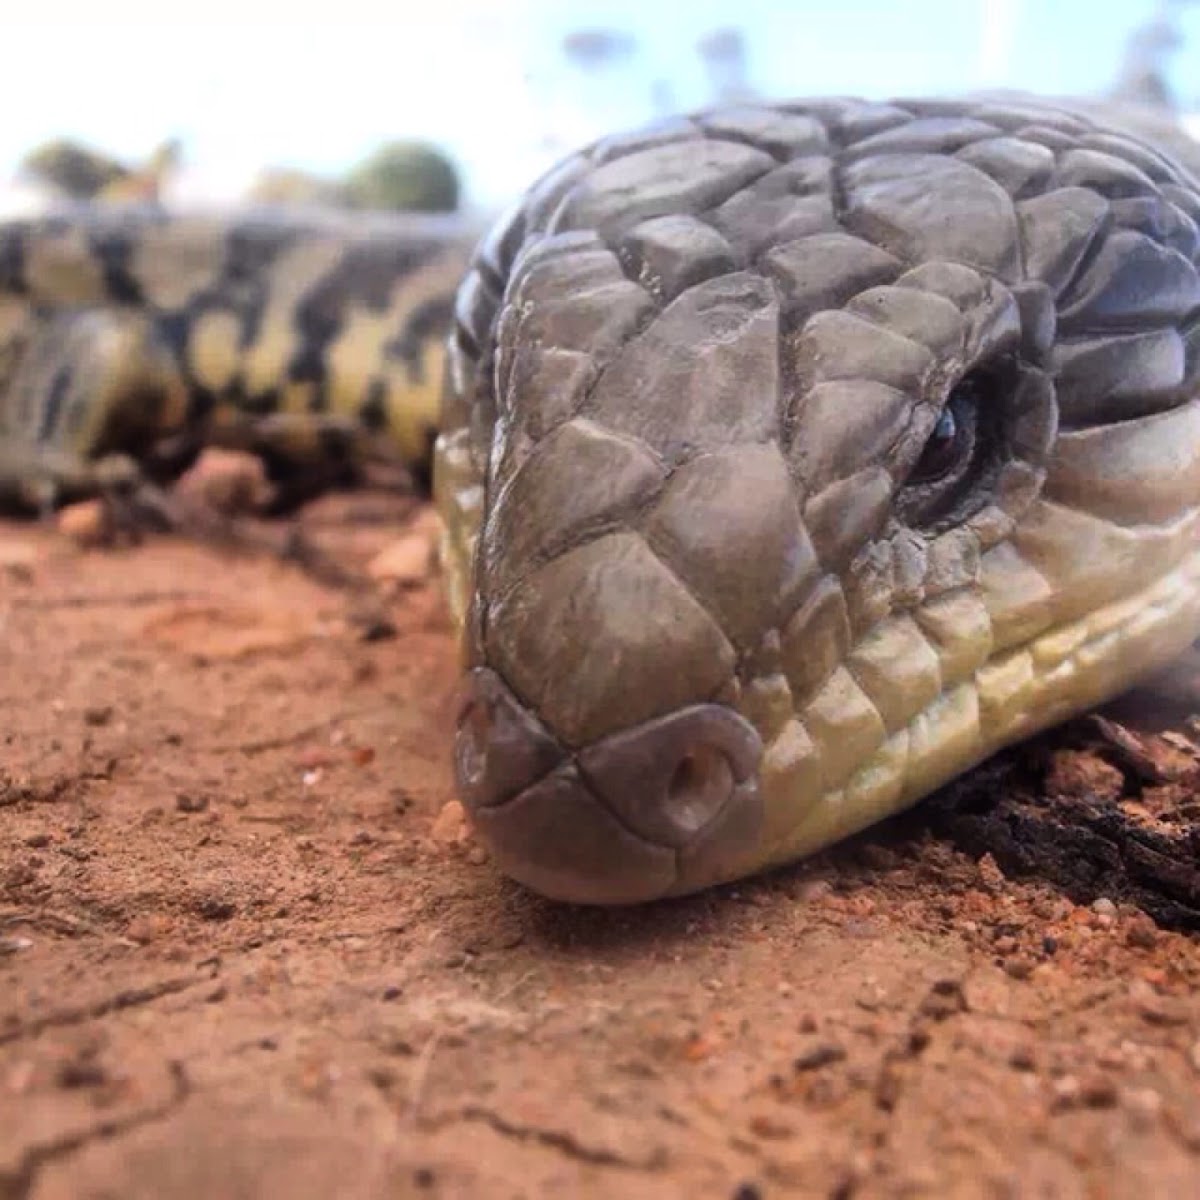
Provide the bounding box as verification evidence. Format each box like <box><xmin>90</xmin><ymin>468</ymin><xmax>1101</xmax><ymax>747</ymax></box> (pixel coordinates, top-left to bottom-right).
<box><xmin>0</xmin><ymin>0</ymin><xmax>1182</xmax><ymax>215</ymax></box>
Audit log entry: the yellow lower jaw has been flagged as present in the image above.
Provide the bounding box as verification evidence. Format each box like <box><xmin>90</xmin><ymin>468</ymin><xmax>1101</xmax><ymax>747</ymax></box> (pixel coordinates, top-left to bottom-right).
<box><xmin>431</xmin><ymin>427</ymin><xmax>484</xmax><ymax>640</ymax></box>
<box><xmin>762</xmin><ymin>541</ymin><xmax>1200</xmax><ymax>868</ymax></box>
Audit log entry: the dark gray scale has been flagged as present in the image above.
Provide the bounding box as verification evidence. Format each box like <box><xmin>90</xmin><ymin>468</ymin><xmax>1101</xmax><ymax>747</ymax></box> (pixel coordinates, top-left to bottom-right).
<box><xmin>1051</xmin><ymin>148</ymin><xmax>1161</xmax><ymax>199</ymax></box>
<box><xmin>1110</xmin><ymin>196</ymin><xmax>1200</xmax><ymax>260</ymax></box>
<box><xmin>503</xmin><ymin>229</ymin><xmax>609</xmax><ymax>297</ymax></box>
<box><xmin>793</xmin><ymin>310</ymin><xmax>934</xmax><ymax>396</ymax></box>
<box><xmin>846</xmin><ymin>285</ymin><xmax>968</xmax><ymax>359</ymax></box>
<box><xmin>1010</xmin><ymin>281</ymin><xmax>1057</xmax><ymax>365</ymax></box>
<box><xmin>708</xmin><ymin>159</ymin><xmax>838</xmax><ymax>260</ymax></box>
<box><xmin>1016</xmin><ymin>188</ymin><xmax>1110</xmax><ymax>294</ymax></box>
<box><xmin>762</xmin><ymin>232</ymin><xmax>901</xmax><ymax>327</ymax></box>
<box><xmin>954</xmin><ymin>137</ymin><xmax>1056</xmax><ymax>200</ymax></box>
<box><xmin>642</xmin><ymin>442</ymin><xmax>819</xmax><ymax>650</ymax></box>
<box><xmin>972</xmin><ymin>102</ymin><xmax>1094</xmax><ymax>135</ymax></box>
<box><xmin>801</xmin><ymin>467</ymin><xmax>895</xmax><ymax>571</ymax></box>
<box><xmin>1161</xmin><ymin>183</ymin><xmax>1200</xmax><ymax>231</ymax></box>
<box><xmin>841</xmin><ymin>116</ymin><xmax>1003</xmax><ymax>162</ymax></box>
<box><xmin>697</xmin><ymin>107</ymin><xmax>830</xmax><ymax>160</ymax></box>
<box><xmin>1016</xmin><ymin>124</ymin><xmax>1084</xmax><ymax>154</ymax></box>
<box><xmin>898</xmin><ymin>97</ymin><xmax>1004</xmax><ymax>120</ymax></box>
<box><xmin>842</xmin><ymin>152</ymin><xmax>1022</xmax><ymax>281</ymax></box>
<box><xmin>485</xmin><ymin>529</ymin><xmax>739</xmax><ymax>747</ymax></box>
<box><xmin>476</xmin><ymin>202</ymin><xmax>527</xmax><ymax>293</ymax></box>
<box><xmin>483</xmin><ymin>417</ymin><xmax>666</xmax><ymax>594</ymax></box>
<box><xmin>778</xmin><ymin>574</ymin><xmax>852</xmax><ymax>703</ymax></box>
<box><xmin>1079</xmin><ymin>132</ymin><xmax>1187</xmax><ymax>185</ymax></box>
<box><xmin>551</xmin><ymin>140</ymin><xmax>776</xmax><ymax>242</ymax></box>
<box><xmin>618</xmin><ymin>216</ymin><xmax>737</xmax><ymax>302</ymax></box>
<box><xmin>787</xmin><ymin>379</ymin><xmax>914</xmax><ymax>495</ymax></box>
<box><xmin>1053</xmin><ymin>329</ymin><xmax>1186</xmax><ymax>426</ymax></box>
<box><xmin>588</xmin><ymin>116</ymin><xmax>703</xmax><ymax>168</ymax></box>
<box><xmin>1056</xmin><ymin>229</ymin><xmax>1200</xmax><ymax>335</ymax></box>
<box><xmin>510</xmin><ymin>244</ymin><xmax>627</xmax><ymax>309</ymax></box>
<box><xmin>497</xmin><ymin>237</ymin><xmax>655</xmax><ymax>442</ymax></box>
<box><xmin>519</xmin><ymin>153</ymin><xmax>592</xmax><ymax>232</ymax></box>
<box><xmin>582</xmin><ymin>272</ymin><xmax>779</xmax><ymax>458</ymax></box>
<box><xmin>453</xmin><ymin>269</ymin><xmax>496</xmax><ymax>358</ymax></box>
<box><xmin>800</xmin><ymin>99</ymin><xmax>914</xmax><ymax>145</ymax></box>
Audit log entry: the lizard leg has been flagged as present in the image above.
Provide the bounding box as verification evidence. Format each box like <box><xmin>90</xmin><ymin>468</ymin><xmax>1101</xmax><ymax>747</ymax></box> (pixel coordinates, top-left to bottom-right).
<box><xmin>0</xmin><ymin>307</ymin><xmax>193</xmax><ymax>517</ymax></box>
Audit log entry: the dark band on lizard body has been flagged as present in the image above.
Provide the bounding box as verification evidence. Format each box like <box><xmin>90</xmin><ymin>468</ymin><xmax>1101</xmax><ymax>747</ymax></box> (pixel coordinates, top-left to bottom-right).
<box><xmin>0</xmin><ymin>206</ymin><xmax>472</xmax><ymax>510</ymax></box>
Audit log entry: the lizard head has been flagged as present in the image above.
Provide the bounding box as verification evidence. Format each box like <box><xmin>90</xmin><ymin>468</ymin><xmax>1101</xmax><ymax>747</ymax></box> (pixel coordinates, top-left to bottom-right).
<box><xmin>435</xmin><ymin>98</ymin><xmax>1200</xmax><ymax>903</ymax></box>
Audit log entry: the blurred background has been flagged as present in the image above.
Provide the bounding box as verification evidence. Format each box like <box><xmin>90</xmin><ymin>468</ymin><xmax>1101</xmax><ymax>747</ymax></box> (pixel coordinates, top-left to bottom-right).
<box><xmin>2</xmin><ymin>0</ymin><xmax>1199</xmax><ymax>223</ymax></box>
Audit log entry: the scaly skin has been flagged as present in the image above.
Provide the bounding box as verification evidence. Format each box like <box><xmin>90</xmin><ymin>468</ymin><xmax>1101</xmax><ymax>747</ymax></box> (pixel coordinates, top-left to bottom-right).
<box><xmin>436</xmin><ymin>96</ymin><xmax>1200</xmax><ymax>904</ymax></box>
<box><xmin>0</xmin><ymin>205</ymin><xmax>472</xmax><ymax>510</ymax></box>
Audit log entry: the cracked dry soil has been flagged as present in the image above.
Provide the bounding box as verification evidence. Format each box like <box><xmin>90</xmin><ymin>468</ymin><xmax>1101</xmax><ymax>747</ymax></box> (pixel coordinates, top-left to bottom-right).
<box><xmin>2</xmin><ymin>491</ymin><xmax>1200</xmax><ymax>1200</ymax></box>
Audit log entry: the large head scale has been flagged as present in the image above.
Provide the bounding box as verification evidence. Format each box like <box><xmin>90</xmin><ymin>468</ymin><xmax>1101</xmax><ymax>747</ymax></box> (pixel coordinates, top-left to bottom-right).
<box><xmin>435</xmin><ymin>97</ymin><xmax>1200</xmax><ymax>904</ymax></box>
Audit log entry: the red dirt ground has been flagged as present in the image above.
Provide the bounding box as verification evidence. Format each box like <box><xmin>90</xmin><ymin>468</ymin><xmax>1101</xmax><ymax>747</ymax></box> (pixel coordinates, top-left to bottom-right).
<box><xmin>2</xmin><ymin>491</ymin><xmax>1199</xmax><ymax>1200</ymax></box>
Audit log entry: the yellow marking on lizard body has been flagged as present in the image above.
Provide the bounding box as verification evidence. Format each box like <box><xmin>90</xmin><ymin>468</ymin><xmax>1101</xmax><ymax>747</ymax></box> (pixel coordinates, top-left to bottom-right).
<box><xmin>130</xmin><ymin>216</ymin><xmax>227</xmax><ymax>309</ymax></box>
<box><xmin>241</xmin><ymin>237</ymin><xmax>345</xmax><ymax>404</ymax></box>
<box><xmin>0</xmin><ymin>208</ymin><xmax>474</xmax><ymax>508</ymax></box>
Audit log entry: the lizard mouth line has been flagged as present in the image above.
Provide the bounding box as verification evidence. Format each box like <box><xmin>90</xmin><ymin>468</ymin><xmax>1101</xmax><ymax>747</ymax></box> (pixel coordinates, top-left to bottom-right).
<box><xmin>457</xmin><ymin>545</ymin><xmax>1200</xmax><ymax>906</ymax></box>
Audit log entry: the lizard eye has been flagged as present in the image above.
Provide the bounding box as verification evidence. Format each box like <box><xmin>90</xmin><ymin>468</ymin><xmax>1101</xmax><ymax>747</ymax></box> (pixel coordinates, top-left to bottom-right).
<box><xmin>897</xmin><ymin>369</ymin><xmax>994</xmax><ymax>529</ymax></box>
<box><xmin>909</xmin><ymin>401</ymin><xmax>964</xmax><ymax>484</ymax></box>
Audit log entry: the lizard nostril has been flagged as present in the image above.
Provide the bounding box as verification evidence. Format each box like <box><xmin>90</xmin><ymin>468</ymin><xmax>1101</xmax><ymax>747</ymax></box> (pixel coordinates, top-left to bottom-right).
<box><xmin>664</xmin><ymin>745</ymin><xmax>735</xmax><ymax>837</ymax></box>
<box><xmin>578</xmin><ymin>704</ymin><xmax>763</xmax><ymax>849</ymax></box>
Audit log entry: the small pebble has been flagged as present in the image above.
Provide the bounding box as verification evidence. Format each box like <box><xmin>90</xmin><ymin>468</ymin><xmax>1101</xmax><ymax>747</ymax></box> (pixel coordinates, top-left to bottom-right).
<box><xmin>796</xmin><ymin>878</ymin><xmax>833</xmax><ymax>903</ymax></box>
<box><xmin>1008</xmin><ymin>1044</ymin><xmax>1036</xmax><ymax>1071</ymax></box>
<box><xmin>367</xmin><ymin>534</ymin><xmax>434</xmax><ymax>585</ymax></box>
<box><xmin>431</xmin><ymin>800</ymin><xmax>466</xmax><ymax>844</ymax></box>
<box><xmin>296</xmin><ymin>746</ymin><xmax>335</xmax><ymax>770</ymax></box>
<box><xmin>1092</xmin><ymin>897</ymin><xmax>1117</xmax><ymax>918</ymax></box>
<box><xmin>57</xmin><ymin>500</ymin><xmax>110</xmax><ymax>546</ymax></box>
<box><xmin>1125</xmin><ymin>1087</ymin><xmax>1164</xmax><ymax>1122</ymax></box>
<box><xmin>731</xmin><ymin>1183</ymin><xmax>762</xmax><ymax>1200</ymax></box>
<box><xmin>1079</xmin><ymin>1074</ymin><xmax>1118</xmax><ymax>1108</ymax></box>
<box><xmin>1003</xmin><ymin>957</ymin><xmax>1035</xmax><ymax>981</ymax></box>
<box><xmin>1125</xmin><ymin>917</ymin><xmax>1158</xmax><ymax>949</ymax></box>
<box><xmin>793</xmin><ymin>1041</ymin><xmax>846</xmax><ymax>1071</ymax></box>
<box><xmin>0</xmin><ymin>541</ymin><xmax>37</xmax><ymax>581</ymax></box>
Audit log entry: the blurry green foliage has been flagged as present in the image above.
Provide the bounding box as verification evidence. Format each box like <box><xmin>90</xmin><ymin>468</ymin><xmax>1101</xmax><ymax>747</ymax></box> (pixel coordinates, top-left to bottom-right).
<box><xmin>341</xmin><ymin>141</ymin><xmax>461</xmax><ymax>213</ymax></box>
<box><xmin>21</xmin><ymin>138</ymin><xmax>129</xmax><ymax>198</ymax></box>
